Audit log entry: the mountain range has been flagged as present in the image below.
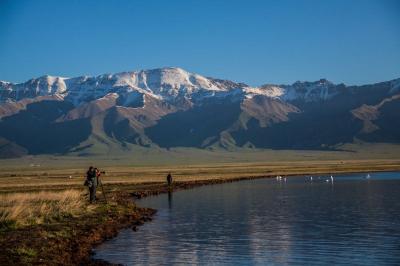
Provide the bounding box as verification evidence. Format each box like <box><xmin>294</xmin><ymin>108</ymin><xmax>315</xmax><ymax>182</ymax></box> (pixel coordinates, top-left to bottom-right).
<box><xmin>0</xmin><ymin>67</ymin><xmax>399</xmax><ymax>158</ymax></box>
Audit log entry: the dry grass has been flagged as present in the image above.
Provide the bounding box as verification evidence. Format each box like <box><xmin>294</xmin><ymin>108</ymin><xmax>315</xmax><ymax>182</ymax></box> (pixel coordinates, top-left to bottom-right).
<box><xmin>0</xmin><ymin>189</ymin><xmax>85</xmax><ymax>226</ymax></box>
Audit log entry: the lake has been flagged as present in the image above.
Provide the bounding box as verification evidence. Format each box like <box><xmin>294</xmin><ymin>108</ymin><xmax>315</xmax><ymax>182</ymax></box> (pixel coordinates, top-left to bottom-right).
<box><xmin>94</xmin><ymin>172</ymin><xmax>400</xmax><ymax>265</ymax></box>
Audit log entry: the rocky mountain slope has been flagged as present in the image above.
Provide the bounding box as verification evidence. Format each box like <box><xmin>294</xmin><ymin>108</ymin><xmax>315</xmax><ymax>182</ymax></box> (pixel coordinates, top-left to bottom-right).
<box><xmin>0</xmin><ymin>67</ymin><xmax>399</xmax><ymax>157</ymax></box>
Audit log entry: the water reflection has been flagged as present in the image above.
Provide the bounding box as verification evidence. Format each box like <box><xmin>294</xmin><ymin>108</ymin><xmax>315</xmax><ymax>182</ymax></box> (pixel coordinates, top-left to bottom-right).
<box><xmin>94</xmin><ymin>172</ymin><xmax>400</xmax><ymax>265</ymax></box>
<box><xmin>168</xmin><ymin>189</ymin><xmax>173</xmax><ymax>209</ymax></box>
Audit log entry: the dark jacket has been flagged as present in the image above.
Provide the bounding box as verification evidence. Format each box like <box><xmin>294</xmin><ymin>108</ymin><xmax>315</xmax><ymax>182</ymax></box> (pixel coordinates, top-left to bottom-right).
<box><xmin>86</xmin><ymin>169</ymin><xmax>98</xmax><ymax>187</ymax></box>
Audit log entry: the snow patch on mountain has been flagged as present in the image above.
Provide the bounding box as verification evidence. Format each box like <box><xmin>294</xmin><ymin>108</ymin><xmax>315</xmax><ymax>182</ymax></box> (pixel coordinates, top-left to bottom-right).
<box><xmin>281</xmin><ymin>79</ymin><xmax>337</xmax><ymax>101</ymax></box>
<box><xmin>113</xmin><ymin>67</ymin><xmax>229</xmax><ymax>99</ymax></box>
<box><xmin>26</xmin><ymin>75</ymin><xmax>67</xmax><ymax>95</ymax></box>
<box><xmin>390</xmin><ymin>78</ymin><xmax>400</xmax><ymax>94</ymax></box>
<box><xmin>254</xmin><ymin>79</ymin><xmax>338</xmax><ymax>102</ymax></box>
<box><xmin>0</xmin><ymin>75</ymin><xmax>68</xmax><ymax>102</ymax></box>
<box><xmin>244</xmin><ymin>86</ymin><xmax>284</xmax><ymax>99</ymax></box>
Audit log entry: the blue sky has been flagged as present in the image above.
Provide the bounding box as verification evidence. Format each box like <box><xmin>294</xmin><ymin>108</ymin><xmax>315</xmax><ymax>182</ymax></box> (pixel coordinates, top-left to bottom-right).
<box><xmin>0</xmin><ymin>0</ymin><xmax>399</xmax><ymax>85</ymax></box>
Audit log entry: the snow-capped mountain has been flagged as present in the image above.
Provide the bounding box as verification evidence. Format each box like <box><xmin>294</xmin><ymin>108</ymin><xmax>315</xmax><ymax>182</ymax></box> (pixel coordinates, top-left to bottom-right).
<box><xmin>0</xmin><ymin>67</ymin><xmax>399</xmax><ymax>157</ymax></box>
<box><xmin>0</xmin><ymin>67</ymin><xmax>357</xmax><ymax>106</ymax></box>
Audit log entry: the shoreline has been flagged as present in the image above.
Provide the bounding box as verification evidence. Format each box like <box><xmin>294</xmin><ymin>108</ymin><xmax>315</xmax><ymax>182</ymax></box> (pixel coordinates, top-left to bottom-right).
<box><xmin>128</xmin><ymin>168</ymin><xmax>395</xmax><ymax>199</ymax></box>
<box><xmin>1</xmin><ymin>167</ymin><xmax>399</xmax><ymax>265</ymax></box>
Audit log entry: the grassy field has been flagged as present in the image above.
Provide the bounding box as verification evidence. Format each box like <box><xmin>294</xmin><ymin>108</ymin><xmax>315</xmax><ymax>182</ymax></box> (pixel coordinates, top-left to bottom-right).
<box><xmin>1</xmin><ymin>143</ymin><xmax>400</xmax><ymax>192</ymax></box>
<box><xmin>1</xmin><ymin>159</ymin><xmax>400</xmax><ymax>192</ymax></box>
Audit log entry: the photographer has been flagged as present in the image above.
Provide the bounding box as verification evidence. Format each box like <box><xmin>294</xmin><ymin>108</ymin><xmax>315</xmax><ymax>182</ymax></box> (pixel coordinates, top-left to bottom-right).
<box><xmin>84</xmin><ymin>166</ymin><xmax>98</xmax><ymax>203</ymax></box>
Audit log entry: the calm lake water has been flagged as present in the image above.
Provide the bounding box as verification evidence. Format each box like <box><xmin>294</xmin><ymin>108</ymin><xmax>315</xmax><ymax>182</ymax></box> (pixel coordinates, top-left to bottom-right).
<box><xmin>94</xmin><ymin>172</ymin><xmax>400</xmax><ymax>265</ymax></box>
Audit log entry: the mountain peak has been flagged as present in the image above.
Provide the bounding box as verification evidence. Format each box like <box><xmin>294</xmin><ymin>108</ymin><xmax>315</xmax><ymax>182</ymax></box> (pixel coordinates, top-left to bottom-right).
<box><xmin>292</xmin><ymin>78</ymin><xmax>334</xmax><ymax>86</ymax></box>
<box><xmin>111</xmin><ymin>67</ymin><xmax>241</xmax><ymax>102</ymax></box>
<box><xmin>318</xmin><ymin>78</ymin><xmax>332</xmax><ymax>84</ymax></box>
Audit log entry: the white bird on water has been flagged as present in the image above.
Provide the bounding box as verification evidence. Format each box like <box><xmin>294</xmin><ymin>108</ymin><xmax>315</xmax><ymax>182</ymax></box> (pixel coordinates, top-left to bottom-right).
<box><xmin>366</xmin><ymin>174</ymin><xmax>371</xmax><ymax>179</ymax></box>
<box><xmin>325</xmin><ymin>175</ymin><xmax>334</xmax><ymax>183</ymax></box>
<box><xmin>310</xmin><ymin>176</ymin><xmax>313</xmax><ymax>181</ymax></box>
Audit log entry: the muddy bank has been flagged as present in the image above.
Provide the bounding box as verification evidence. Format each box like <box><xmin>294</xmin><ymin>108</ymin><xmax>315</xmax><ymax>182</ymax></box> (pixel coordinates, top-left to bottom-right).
<box><xmin>0</xmin><ymin>192</ymin><xmax>155</xmax><ymax>265</ymax></box>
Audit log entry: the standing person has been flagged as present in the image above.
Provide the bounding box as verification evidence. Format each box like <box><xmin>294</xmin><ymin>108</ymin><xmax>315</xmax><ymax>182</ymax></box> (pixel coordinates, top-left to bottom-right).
<box><xmin>166</xmin><ymin>172</ymin><xmax>173</xmax><ymax>186</ymax></box>
<box><xmin>85</xmin><ymin>166</ymin><xmax>98</xmax><ymax>203</ymax></box>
